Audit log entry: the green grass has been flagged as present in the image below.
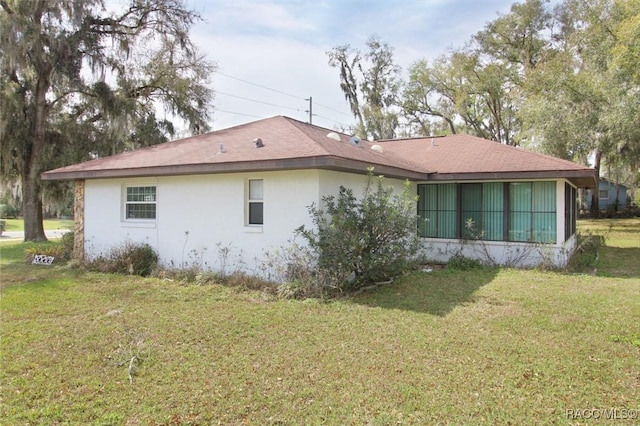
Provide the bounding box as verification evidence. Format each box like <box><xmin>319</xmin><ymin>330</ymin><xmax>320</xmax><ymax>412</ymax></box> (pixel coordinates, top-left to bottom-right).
<box><xmin>1</xmin><ymin>219</ymin><xmax>638</xmax><ymax>424</ymax></box>
<box><xmin>0</xmin><ymin>218</ymin><xmax>74</xmax><ymax>233</ymax></box>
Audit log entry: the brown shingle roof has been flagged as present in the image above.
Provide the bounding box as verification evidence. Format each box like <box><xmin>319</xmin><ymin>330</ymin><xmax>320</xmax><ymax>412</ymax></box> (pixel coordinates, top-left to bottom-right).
<box><xmin>377</xmin><ymin>134</ymin><xmax>596</xmax><ymax>187</ymax></box>
<box><xmin>42</xmin><ymin>116</ymin><xmax>596</xmax><ymax>187</ymax></box>
<box><xmin>41</xmin><ymin>116</ymin><xmax>424</xmax><ymax>181</ymax></box>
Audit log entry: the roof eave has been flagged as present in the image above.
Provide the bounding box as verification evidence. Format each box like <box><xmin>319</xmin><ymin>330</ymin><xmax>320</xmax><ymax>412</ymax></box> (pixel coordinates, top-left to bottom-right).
<box><xmin>41</xmin><ymin>156</ymin><xmax>426</xmax><ymax>181</ymax></box>
<box><xmin>426</xmin><ymin>170</ymin><xmax>597</xmax><ymax>188</ymax></box>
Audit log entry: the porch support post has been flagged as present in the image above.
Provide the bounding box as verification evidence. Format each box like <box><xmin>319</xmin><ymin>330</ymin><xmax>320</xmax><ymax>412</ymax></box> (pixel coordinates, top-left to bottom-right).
<box><xmin>73</xmin><ymin>180</ymin><xmax>85</xmax><ymax>260</ymax></box>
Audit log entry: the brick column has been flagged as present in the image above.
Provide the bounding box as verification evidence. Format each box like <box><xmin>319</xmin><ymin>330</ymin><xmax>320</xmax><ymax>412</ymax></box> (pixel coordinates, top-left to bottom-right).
<box><xmin>73</xmin><ymin>180</ymin><xmax>85</xmax><ymax>260</ymax></box>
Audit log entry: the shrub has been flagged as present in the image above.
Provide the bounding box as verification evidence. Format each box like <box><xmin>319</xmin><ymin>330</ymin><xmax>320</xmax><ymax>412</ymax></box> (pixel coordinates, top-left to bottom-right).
<box><xmin>0</xmin><ymin>203</ymin><xmax>18</xmax><ymax>218</ymax></box>
<box><xmin>568</xmin><ymin>232</ymin><xmax>604</xmax><ymax>272</ymax></box>
<box><xmin>88</xmin><ymin>242</ymin><xmax>158</xmax><ymax>277</ymax></box>
<box><xmin>60</xmin><ymin>231</ymin><xmax>74</xmax><ymax>260</ymax></box>
<box><xmin>24</xmin><ymin>245</ymin><xmax>65</xmax><ymax>263</ymax></box>
<box><xmin>446</xmin><ymin>254</ymin><xmax>483</xmax><ymax>271</ymax></box>
<box><xmin>296</xmin><ymin>170</ymin><xmax>419</xmax><ymax>292</ymax></box>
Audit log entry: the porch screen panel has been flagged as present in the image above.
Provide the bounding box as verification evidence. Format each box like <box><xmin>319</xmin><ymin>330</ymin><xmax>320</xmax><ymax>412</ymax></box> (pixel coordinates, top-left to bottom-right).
<box><xmin>532</xmin><ymin>181</ymin><xmax>556</xmax><ymax>243</ymax></box>
<box><xmin>417</xmin><ymin>184</ymin><xmax>456</xmax><ymax>238</ymax></box>
<box><xmin>461</xmin><ymin>184</ymin><xmax>482</xmax><ymax>239</ymax></box>
<box><xmin>482</xmin><ymin>182</ymin><xmax>504</xmax><ymax>241</ymax></box>
<box><xmin>418</xmin><ymin>185</ymin><xmax>438</xmax><ymax>237</ymax></box>
<box><xmin>564</xmin><ymin>183</ymin><xmax>577</xmax><ymax>241</ymax></box>
<box><xmin>509</xmin><ymin>183</ymin><xmax>532</xmax><ymax>242</ymax></box>
<box><xmin>438</xmin><ymin>184</ymin><xmax>457</xmax><ymax>238</ymax></box>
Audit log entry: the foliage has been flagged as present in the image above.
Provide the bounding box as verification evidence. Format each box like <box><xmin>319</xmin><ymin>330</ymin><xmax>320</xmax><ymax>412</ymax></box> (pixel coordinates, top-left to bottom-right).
<box><xmin>22</xmin><ymin>233</ymin><xmax>73</xmax><ymax>263</ymax></box>
<box><xmin>332</xmin><ymin>0</ymin><xmax>639</xmax><ymax>188</ymax></box>
<box><xmin>0</xmin><ymin>203</ymin><xmax>18</xmax><ymax>218</ymax></box>
<box><xmin>23</xmin><ymin>245</ymin><xmax>64</xmax><ymax>263</ymax></box>
<box><xmin>87</xmin><ymin>242</ymin><xmax>158</xmax><ymax>277</ymax></box>
<box><xmin>297</xmin><ymin>171</ymin><xmax>419</xmax><ymax>292</ymax></box>
<box><xmin>0</xmin><ymin>0</ymin><xmax>215</xmax><ymax>241</ymax></box>
<box><xmin>258</xmin><ymin>240</ymin><xmax>337</xmax><ymax>299</ymax></box>
<box><xmin>327</xmin><ymin>35</ymin><xmax>401</xmax><ymax>139</ymax></box>
<box><xmin>445</xmin><ymin>253</ymin><xmax>484</xmax><ymax>271</ymax></box>
<box><xmin>60</xmin><ymin>231</ymin><xmax>74</xmax><ymax>260</ymax></box>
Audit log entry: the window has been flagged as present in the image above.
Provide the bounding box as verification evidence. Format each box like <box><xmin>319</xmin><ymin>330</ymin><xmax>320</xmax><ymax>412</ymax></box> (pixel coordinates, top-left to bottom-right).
<box><xmin>509</xmin><ymin>182</ymin><xmax>556</xmax><ymax>243</ymax></box>
<box><xmin>418</xmin><ymin>181</ymin><xmax>557</xmax><ymax>244</ymax></box>
<box><xmin>418</xmin><ymin>184</ymin><xmax>456</xmax><ymax>238</ymax></box>
<box><xmin>125</xmin><ymin>186</ymin><xmax>156</xmax><ymax>220</ymax></box>
<box><xmin>248</xmin><ymin>179</ymin><xmax>263</xmax><ymax>225</ymax></box>
<box><xmin>598</xmin><ymin>189</ymin><xmax>608</xmax><ymax>200</ymax></box>
<box><xmin>565</xmin><ymin>183</ymin><xmax>577</xmax><ymax>241</ymax></box>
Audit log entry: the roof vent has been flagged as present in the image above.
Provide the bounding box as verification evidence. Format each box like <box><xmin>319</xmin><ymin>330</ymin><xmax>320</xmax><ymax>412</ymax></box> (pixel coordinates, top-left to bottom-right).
<box><xmin>326</xmin><ymin>132</ymin><xmax>341</xmax><ymax>142</ymax></box>
<box><xmin>253</xmin><ymin>137</ymin><xmax>264</xmax><ymax>148</ymax></box>
<box><xmin>371</xmin><ymin>144</ymin><xmax>383</xmax><ymax>153</ymax></box>
<box><xmin>349</xmin><ymin>136</ymin><xmax>361</xmax><ymax>146</ymax></box>
<box><xmin>218</xmin><ymin>143</ymin><xmax>224</xmax><ymax>154</ymax></box>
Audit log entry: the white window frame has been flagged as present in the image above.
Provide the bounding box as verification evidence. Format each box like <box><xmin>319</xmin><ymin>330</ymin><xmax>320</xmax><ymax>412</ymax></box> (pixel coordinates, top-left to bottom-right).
<box><xmin>246</xmin><ymin>179</ymin><xmax>263</xmax><ymax>226</ymax></box>
<box><xmin>123</xmin><ymin>184</ymin><xmax>157</xmax><ymax>222</ymax></box>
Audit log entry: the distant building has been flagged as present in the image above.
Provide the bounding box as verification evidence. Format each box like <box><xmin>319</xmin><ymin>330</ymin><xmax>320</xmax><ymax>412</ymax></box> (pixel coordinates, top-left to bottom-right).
<box><xmin>585</xmin><ymin>179</ymin><xmax>629</xmax><ymax>211</ymax></box>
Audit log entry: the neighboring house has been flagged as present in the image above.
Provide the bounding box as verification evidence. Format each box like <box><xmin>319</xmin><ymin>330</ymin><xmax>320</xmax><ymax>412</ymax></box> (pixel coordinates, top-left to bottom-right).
<box><xmin>42</xmin><ymin>116</ymin><xmax>596</xmax><ymax>272</ymax></box>
<box><xmin>585</xmin><ymin>179</ymin><xmax>629</xmax><ymax>211</ymax></box>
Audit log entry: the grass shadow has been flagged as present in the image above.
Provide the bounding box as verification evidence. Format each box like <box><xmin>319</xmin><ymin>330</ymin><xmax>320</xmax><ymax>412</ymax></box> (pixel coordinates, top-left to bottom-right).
<box><xmin>598</xmin><ymin>246</ymin><xmax>640</xmax><ymax>278</ymax></box>
<box><xmin>351</xmin><ymin>267</ymin><xmax>498</xmax><ymax>316</ymax></box>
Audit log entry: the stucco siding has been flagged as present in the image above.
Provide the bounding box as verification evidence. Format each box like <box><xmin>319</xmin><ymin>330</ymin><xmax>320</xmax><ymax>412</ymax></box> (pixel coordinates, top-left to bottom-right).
<box><xmin>82</xmin><ymin>169</ymin><xmax>414</xmax><ymax>274</ymax></box>
<box><xmin>84</xmin><ymin>178</ymin><xmax>160</xmax><ymax>257</ymax></box>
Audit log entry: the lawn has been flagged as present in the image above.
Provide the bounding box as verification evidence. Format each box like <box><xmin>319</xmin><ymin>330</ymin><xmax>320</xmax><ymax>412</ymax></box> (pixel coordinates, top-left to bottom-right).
<box><xmin>0</xmin><ymin>218</ymin><xmax>74</xmax><ymax>233</ymax></box>
<box><xmin>1</xmin><ymin>219</ymin><xmax>638</xmax><ymax>424</ymax></box>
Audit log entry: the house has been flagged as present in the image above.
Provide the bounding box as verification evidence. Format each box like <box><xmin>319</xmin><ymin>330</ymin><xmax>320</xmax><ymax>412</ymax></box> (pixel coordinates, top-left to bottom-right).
<box><xmin>41</xmin><ymin>116</ymin><xmax>596</xmax><ymax>273</ymax></box>
<box><xmin>584</xmin><ymin>178</ymin><xmax>629</xmax><ymax>211</ymax></box>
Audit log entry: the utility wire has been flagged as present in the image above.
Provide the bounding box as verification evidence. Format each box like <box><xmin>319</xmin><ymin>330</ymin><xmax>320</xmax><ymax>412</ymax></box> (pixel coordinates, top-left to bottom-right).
<box><xmin>313</xmin><ymin>100</ymin><xmax>353</xmax><ymax>118</ymax></box>
<box><xmin>217</xmin><ymin>71</ymin><xmax>305</xmax><ymax>100</ymax></box>
<box><xmin>215</xmin><ymin>71</ymin><xmax>353</xmax><ymax>127</ymax></box>
<box><xmin>214</xmin><ymin>109</ymin><xmax>265</xmax><ymax>119</ymax></box>
<box><xmin>217</xmin><ymin>91</ymin><xmax>304</xmax><ymax>113</ymax></box>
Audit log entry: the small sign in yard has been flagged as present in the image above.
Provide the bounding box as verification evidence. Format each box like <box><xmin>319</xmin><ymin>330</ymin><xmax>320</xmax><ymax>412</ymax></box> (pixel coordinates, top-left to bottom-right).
<box><xmin>32</xmin><ymin>255</ymin><xmax>55</xmax><ymax>265</ymax></box>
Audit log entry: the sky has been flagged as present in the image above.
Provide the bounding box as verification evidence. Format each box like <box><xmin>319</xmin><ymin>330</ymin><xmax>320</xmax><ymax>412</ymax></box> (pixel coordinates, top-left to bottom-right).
<box><xmin>188</xmin><ymin>0</ymin><xmax>522</xmax><ymax>131</ymax></box>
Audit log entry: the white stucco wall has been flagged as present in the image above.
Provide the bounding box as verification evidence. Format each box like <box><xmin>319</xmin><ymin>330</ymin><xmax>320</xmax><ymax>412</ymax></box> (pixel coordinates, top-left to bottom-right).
<box><xmin>82</xmin><ymin>169</ymin><xmax>410</xmax><ymax>275</ymax></box>
<box><xmin>83</xmin><ymin>172</ymin><xmax>576</xmax><ymax>275</ymax></box>
<box><xmin>419</xmin><ymin>236</ymin><xmax>575</xmax><ymax>268</ymax></box>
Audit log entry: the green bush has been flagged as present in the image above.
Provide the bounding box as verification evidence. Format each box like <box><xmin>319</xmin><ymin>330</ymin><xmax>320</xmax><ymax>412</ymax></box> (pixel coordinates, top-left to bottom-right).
<box><xmin>61</xmin><ymin>232</ymin><xmax>74</xmax><ymax>260</ymax></box>
<box><xmin>89</xmin><ymin>242</ymin><xmax>158</xmax><ymax>277</ymax></box>
<box><xmin>446</xmin><ymin>254</ymin><xmax>483</xmax><ymax>271</ymax></box>
<box><xmin>0</xmin><ymin>203</ymin><xmax>18</xmax><ymax>218</ymax></box>
<box><xmin>297</xmin><ymin>170</ymin><xmax>419</xmax><ymax>292</ymax></box>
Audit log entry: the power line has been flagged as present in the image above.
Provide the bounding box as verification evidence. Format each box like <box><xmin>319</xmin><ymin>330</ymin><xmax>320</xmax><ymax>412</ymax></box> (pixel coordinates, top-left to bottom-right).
<box><xmin>313</xmin><ymin>100</ymin><xmax>353</xmax><ymax>118</ymax></box>
<box><xmin>217</xmin><ymin>91</ymin><xmax>304</xmax><ymax>113</ymax></box>
<box><xmin>214</xmin><ymin>109</ymin><xmax>265</xmax><ymax>119</ymax></box>
<box><xmin>216</xmin><ymin>71</ymin><xmax>305</xmax><ymax>101</ymax></box>
<box><xmin>214</xmin><ymin>71</ymin><xmax>353</xmax><ymax>127</ymax></box>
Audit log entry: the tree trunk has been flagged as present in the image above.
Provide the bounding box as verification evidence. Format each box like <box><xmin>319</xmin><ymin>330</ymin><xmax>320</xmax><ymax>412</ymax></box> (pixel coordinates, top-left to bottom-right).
<box><xmin>23</xmin><ymin>74</ymin><xmax>49</xmax><ymax>242</ymax></box>
<box><xmin>590</xmin><ymin>150</ymin><xmax>602</xmax><ymax>216</ymax></box>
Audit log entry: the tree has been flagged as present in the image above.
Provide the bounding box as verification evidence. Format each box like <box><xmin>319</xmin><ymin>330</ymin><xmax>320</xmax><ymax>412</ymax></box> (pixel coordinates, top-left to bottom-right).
<box><xmin>0</xmin><ymin>0</ymin><xmax>214</xmax><ymax>241</ymax></box>
<box><xmin>296</xmin><ymin>170</ymin><xmax>419</xmax><ymax>291</ymax></box>
<box><xmin>328</xmin><ymin>35</ymin><xmax>401</xmax><ymax>140</ymax></box>
<box><xmin>518</xmin><ymin>0</ymin><xmax>640</xmax><ymax>212</ymax></box>
<box><xmin>401</xmin><ymin>1</ymin><xmax>553</xmax><ymax>145</ymax></box>
<box><xmin>403</xmin><ymin>51</ymin><xmax>520</xmax><ymax>144</ymax></box>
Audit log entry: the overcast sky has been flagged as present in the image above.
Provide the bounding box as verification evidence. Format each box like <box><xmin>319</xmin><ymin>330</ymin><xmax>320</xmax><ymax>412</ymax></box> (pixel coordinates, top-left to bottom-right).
<box><xmin>188</xmin><ymin>0</ymin><xmax>521</xmax><ymax>131</ymax></box>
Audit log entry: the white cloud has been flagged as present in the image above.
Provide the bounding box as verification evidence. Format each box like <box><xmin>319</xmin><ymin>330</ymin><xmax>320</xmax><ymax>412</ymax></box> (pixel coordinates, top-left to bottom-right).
<box><xmin>187</xmin><ymin>0</ymin><xmax>523</xmax><ymax>131</ymax></box>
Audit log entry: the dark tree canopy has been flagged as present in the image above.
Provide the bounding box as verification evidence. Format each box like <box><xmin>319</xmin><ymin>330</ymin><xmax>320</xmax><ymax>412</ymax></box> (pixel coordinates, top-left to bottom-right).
<box><xmin>0</xmin><ymin>0</ymin><xmax>215</xmax><ymax>240</ymax></box>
